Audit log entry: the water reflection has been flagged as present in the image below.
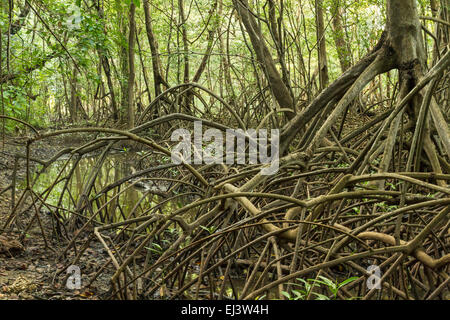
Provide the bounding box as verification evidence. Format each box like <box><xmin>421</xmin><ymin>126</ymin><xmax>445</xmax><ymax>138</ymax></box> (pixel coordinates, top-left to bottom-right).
<box><xmin>23</xmin><ymin>152</ymin><xmax>181</xmax><ymax>223</ymax></box>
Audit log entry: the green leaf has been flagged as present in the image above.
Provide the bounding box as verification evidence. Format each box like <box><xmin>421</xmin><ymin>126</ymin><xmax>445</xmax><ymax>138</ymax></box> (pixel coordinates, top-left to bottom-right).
<box><xmin>292</xmin><ymin>290</ymin><xmax>305</xmax><ymax>300</ymax></box>
<box><xmin>317</xmin><ymin>276</ymin><xmax>336</xmax><ymax>288</ymax></box>
<box><xmin>281</xmin><ymin>291</ymin><xmax>291</xmax><ymax>299</ymax></box>
<box><xmin>338</xmin><ymin>277</ymin><xmax>359</xmax><ymax>289</ymax></box>
<box><xmin>312</xmin><ymin>293</ymin><xmax>330</xmax><ymax>300</ymax></box>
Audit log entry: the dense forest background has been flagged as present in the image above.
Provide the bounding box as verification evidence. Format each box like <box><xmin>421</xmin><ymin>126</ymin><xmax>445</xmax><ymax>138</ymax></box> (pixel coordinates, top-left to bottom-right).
<box><xmin>0</xmin><ymin>0</ymin><xmax>442</xmax><ymax>129</ymax></box>
<box><xmin>0</xmin><ymin>0</ymin><xmax>448</xmax><ymax>300</ymax></box>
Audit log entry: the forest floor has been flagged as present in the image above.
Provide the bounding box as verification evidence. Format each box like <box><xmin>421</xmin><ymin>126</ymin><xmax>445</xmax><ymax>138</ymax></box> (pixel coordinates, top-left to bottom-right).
<box><xmin>0</xmin><ymin>135</ymin><xmax>112</xmax><ymax>300</ymax></box>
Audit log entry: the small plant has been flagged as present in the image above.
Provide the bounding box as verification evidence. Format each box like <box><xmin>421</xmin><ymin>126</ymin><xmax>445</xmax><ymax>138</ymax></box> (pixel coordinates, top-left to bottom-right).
<box><xmin>335</xmin><ymin>161</ymin><xmax>349</xmax><ymax>168</ymax></box>
<box><xmin>166</xmin><ymin>226</ymin><xmax>179</xmax><ymax>235</ymax></box>
<box><xmin>282</xmin><ymin>276</ymin><xmax>358</xmax><ymax>300</ymax></box>
<box><xmin>145</xmin><ymin>242</ymin><xmax>164</xmax><ymax>255</ymax></box>
<box><xmin>378</xmin><ymin>201</ymin><xmax>388</xmax><ymax>212</ymax></box>
<box><xmin>386</xmin><ymin>182</ymin><xmax>397</xmax><ymax>190</ymax></box>
<box><xmin>378</xmin><ymin>202</ymin><xmax>398</xmax><ymax>212</ymax></box>
<box><xmin>313</xmin><ymin>275</ymin><xmax>358</xmax><ymax>299</ymax></box>
<box><xmin>282</xmin><ymin>278</ymin><xmax>322</xmax><ymax>300</ymax></box>
<box><xmin>200</xmin><ymin>225</ymin><xmax>217</xmax><ymax>234</ymax></box>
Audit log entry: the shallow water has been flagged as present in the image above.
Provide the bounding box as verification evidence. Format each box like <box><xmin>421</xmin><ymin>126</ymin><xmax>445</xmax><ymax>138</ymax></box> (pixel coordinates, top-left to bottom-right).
<box><xmin>20</xmin><ymin>152</ymin><xmax>187</xmax><ymax>223</ymax></box>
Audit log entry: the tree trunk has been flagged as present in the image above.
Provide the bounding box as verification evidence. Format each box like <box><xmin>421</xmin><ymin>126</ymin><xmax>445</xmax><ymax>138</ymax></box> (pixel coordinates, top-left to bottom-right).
<box><xmin>69</xmin><ymin>67</ymin><xmax>78</xmax><ymax>123</ymax></box>
<box><xmin>178</xmin><ymin>0</ymin><xmax>190</xmax><ymax>112</ymax></box>
<box><xmin>143</xmin><ymin>0</ymin><xmax>167</xmax><ymax>98</ymax></box>
<box><xmin>331</xmin><ymin>0</ymin><xmax>351</xmax><ymax>72</ymax></box>
<box><xmin>127</xmin><ymin>3</ymin><xmax>136</xmax><ymax>129</ymax></box>
<box><xmin>381</xmin><ymin>0</ymin><xmax>447</xmax><ymax>185</ymax></box>
<box><xmin>315</xmin><ymin>0</ymin><xmax>329</xmax><ymax>90</ymax></box>
<box><xmin>96</xmin><ymin>4</ymin><xmax>119</xmax><ymax>121</ymax></box>
<box><xmin>119</xmin><ymin>12</ymin><xmax>129</xmax><ymax>124</ymax></box>
<box><xmin>233</xmin><ymin>0</ymin><xmax>295</xmax><ymax>118</ymax></box>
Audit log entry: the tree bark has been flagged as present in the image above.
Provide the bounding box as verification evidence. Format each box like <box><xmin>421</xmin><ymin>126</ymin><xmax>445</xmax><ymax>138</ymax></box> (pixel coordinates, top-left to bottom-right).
<box><xmin>96</xmin><ymin>4</ymin><xmax>119</xmax><ymax>121</ymax></box>
<box><xmin>119</xmin><ymin>10</ymin><xmax>129</xmax><ymax>123</ymax></box>
<box><xmin>127</xmin><ymin>3</ymin><xmax>137</xmax><ymax>129</ymax></box>
<box><xmin>331</xmin><ymin>0</ymin><xmax>351</xmax><ymax>72</ymax></box>
<box><xmin>233</xmin><ymin>0</ymin><xmax>295</xmax><ymax>118</ymax></box>
<box><xmin>143</xmin><ymin>0</ymin><xmax>167</xmax><ymax>99</ymax></box>
<box><xmin>315</xmin><ymin>0</ymin><xmax>329</xmax><ymax>90</ymax></box>
<box><xmin>69</xmin><ymin>67</ymin><xmax>79</xmax><ymax>123</ymax></box>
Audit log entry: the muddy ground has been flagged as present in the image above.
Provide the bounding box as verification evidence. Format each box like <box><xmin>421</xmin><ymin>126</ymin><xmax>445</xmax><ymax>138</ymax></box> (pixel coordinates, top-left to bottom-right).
<box><xmin>0</xmin><ymin>134</ymin><xmax>113</xmax><ymax>300</ymax></box>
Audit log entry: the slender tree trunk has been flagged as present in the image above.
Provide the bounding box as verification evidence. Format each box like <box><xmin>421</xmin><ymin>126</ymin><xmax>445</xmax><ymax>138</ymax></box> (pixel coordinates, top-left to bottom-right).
<box><xmin>233</xmin><ymin>0</ymin><xmax>295</xmax><ymax>118</ymax></box>
<box><xmin>135</xmin><ymin>28</ymin><xmax>152</xmax><ymax>106</ymax></box>
<box><xmin>178</xmin><ymin>0</ymin><xmax>190</xmax><ymax>112</ymax></box>
<box><xmin>127</xmin><ymin>3</ymin><xmax>136</xmax><ymax>129</ymax></box>
<box><xmin>192</xmin><ymin>1</ymin><xmax>218</xmax><ymax>83</ymax></box>
<box><xmin>143</xmin><ymin>0</ymin><xmax>166</xmax><ymax>97</ymax></box>
<box><xmin>218</xmin><ymin>0</ymin><xmax>236</xmax><ymax>105</ymax></box>
<box><xmin>315</xmin><ymin>0</ymin><xmax>329</xmax><ymax>90</ymax></box>
<box><xmin>96</xmin><ymin>4</ymin><xmax>119</xmax><ymax>121</ymax></box>
<box><xmin>268</xmin><ymin>0</ymin><xmax>280</xmax><ymax>47</ymax></box>
<box><xmin>331</xmin><ymin>0</ymin><xmax>351</xmax><ymax>72</ymax></box>
<box><xmin>69</xmin><ymin>67</ymin><xmax>78</xmax><ymax>123</ymax></box>
<box><xmin>430</xmin><ymin>0</ymin><xmax>439</xmax><ymax>17</ymax></box>
<box><xmin>119</xmin><ymin>28</ymin><xmax>129</xmax><ymax>124</ymax></box>
<box><xmin>178</xmin><ymin>0</ymin><xmax>189</xmax><ymax>85</ymax></box>
<box><xmin>100</xmin><ymin>55</ymin><xmax>119</xmax><ymax>122</ymax></box>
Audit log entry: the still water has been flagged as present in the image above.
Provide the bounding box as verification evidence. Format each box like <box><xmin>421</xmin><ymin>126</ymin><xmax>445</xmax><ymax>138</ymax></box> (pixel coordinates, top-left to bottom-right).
<box><xmin>22</xmin><ymin>152</ymin><xmax>188</xmax><ymax>222</ymax></box>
